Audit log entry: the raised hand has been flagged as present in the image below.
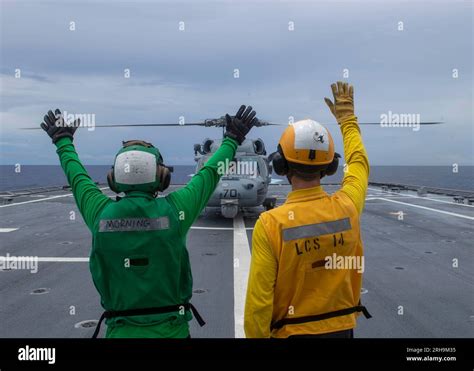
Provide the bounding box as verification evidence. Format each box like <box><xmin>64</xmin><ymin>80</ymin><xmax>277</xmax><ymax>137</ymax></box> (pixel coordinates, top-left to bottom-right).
<box><xmin>40</xmin><ymin>109</ymin><xmax>80</xmax><ymax>144</ymax></box>
<box><xmin>224</xmin><ymin>105</ymin><xmax>259</xmax><ymax>145</ymax></box>
<box><xmin>324</xmin><ymin>81</ymin><xmax>355</xmax><ymax>124</ymax></box>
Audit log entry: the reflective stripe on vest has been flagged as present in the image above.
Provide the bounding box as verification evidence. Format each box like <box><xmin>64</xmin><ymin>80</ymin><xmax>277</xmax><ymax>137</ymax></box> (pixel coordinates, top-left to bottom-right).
<box><xmin>283</xmin><ymin>218</ymin><xmax>352</xmax><ymax>241</ymax></box>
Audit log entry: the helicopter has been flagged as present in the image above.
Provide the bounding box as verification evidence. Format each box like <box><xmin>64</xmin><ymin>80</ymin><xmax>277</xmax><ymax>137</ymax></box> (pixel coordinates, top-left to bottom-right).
<box><xmin>153</xmin><ymin>116</ymin><xmax>282</xmax><ymax>218</ymax></box>
<box><xmin>191</xmin><ymin>128</ymin><xmax>281</xmax><ymax>218</ymax></box>
<box><xmin>23</xmin><ymin>114</ymin><xmax>443</xmax><ymax>218</ymax></box>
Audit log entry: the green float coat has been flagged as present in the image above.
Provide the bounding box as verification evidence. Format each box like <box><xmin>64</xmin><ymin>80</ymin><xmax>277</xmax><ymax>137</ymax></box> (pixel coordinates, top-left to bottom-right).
<box><xmin>54</xmin><ymin>136</ymin><xmax>238</xmax><ymax>337</ymax></box>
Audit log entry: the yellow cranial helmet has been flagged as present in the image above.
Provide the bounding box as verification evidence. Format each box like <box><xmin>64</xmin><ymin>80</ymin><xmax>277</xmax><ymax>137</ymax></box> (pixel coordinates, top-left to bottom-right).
<box><xmin>279</xmin><ymin>119</ymin><xmax>335</xmax><ymax>166</ymax></box>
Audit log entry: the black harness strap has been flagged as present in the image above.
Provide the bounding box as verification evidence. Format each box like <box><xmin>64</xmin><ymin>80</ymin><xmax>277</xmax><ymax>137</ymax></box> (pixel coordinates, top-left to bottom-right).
<box><xmin>270</xmin><ymin>305</ymin><xmax>372</xmax><ymax>331</ymax></box>
<box><xmin>92</xmin><ymin>303</ymin><xmax>205</xmax><ymax>338</ymax></box>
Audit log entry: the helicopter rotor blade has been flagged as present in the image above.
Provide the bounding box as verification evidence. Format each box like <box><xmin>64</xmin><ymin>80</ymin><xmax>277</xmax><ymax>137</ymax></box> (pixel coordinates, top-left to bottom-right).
<box><xmin>20</xmin><ymin>123</ymin><xmax>209</xmax><ymax>130</ymax></box>
<box><xmin>94</xmin><ymin>121</ymin><xmax>285</xmax><ymax>128</ymax></box>
<box><xmin>354</xmin><ymin>121</ymin><xmax>444</xmax><ymax>125</ymax></box>
<box><xmin>266</xmin><ymin>121</ymin><xmax>444</xmax><ymax>126</ymax></box>
<box><xmin>93</xmin><ymin>123</ymin><xmax>207</xmax><ymax>127</ymax></box>
<box><xmin>19</xmin><ymin>120</ymin><xmax>444</xmax><ymax>130</ymax></box>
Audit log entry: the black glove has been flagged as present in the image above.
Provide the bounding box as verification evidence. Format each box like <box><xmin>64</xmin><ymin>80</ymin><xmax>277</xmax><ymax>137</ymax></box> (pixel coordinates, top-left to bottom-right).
<box><xmin>40</xmin><ymin>109</ymin><xmax>80</xmax><ymax>144</ymax></box>
<box><xmin>224</xmin><ymin>105</ymin><xmax>258</xmax><ymax>145</ymax></box>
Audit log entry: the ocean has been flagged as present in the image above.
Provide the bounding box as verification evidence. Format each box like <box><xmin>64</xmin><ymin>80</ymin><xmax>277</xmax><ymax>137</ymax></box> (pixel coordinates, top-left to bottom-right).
<box><xmin>0</xmin><ymin>165</ymin><xmax>472</xmax><ymax>192</ymax></box>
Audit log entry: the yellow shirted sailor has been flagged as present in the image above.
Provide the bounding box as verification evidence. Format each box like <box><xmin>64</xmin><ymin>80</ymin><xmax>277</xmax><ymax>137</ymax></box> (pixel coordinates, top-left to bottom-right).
<box><xmin>244</xmin><ymin>81</ymin><xmax>371</xmax><ymax>338</ymax></box>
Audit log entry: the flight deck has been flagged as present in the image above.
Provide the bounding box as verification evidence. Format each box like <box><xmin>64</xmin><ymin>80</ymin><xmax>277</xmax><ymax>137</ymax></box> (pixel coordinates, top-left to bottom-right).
<box><xmin>0</xmin><ymin>184</ymin><xmax>473</xmax><ymax>338</ymax></box>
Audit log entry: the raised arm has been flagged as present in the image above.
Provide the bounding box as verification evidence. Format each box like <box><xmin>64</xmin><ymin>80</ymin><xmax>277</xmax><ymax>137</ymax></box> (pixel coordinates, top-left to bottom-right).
<box><xmin>325</xmin><ymin>82</ymin><xmax>370</xmax><ymax>214</ymax></box>
<box><xmin>167</xmin><ymin>136</ymin><xmax>238</xmax><ymax>232</ymax></box>
<box><xmin>41</xmin><ymin>109</ymin><xmax>112</xmax><ymax>231</ymax></box>
<box><xmin>167</xmin><ymin>105</ymin><xmax>258</xmax><ymax>232</ymax></box>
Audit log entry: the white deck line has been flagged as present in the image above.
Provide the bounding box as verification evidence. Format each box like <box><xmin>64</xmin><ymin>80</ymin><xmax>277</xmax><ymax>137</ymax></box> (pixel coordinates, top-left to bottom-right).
<box><xmin>0</xmin><ymin>228</ymin><xmax>19</xmax><ymax>233</ymax></box>
<box><xmin>37</xmin><ymin>257</ymin><xmax>89</xmax><ymax>262</ymax></box>
<box><xmin>232</xmin><ymin>214</ymin><xmax>251</xmax><ymax>338</ymax></box>
<box><xmin>367</xmin><ymin>197</ymin><xmax>474</xmax><ymax>220</ymax></box>
<box><xmin>0</xmin><ymin>187</ymin><xmax>110</xmax><ymax>208</ymax></box>
<box><xmin>367</xmin><ymin>186</ymin><xmax>474</xmax><ymax>208</ymax></box>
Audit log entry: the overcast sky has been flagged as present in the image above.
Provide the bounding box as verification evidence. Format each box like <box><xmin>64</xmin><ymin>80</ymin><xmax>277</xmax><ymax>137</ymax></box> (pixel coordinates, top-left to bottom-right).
<box><xmin>0</xmin><ymin>0</ymin><xmax>472</xmax><ymax>165</ymax></box>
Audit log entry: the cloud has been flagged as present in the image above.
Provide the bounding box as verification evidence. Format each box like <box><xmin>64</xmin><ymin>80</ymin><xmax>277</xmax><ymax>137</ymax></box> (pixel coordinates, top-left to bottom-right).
<box><xmin>0</xmin><ymin>0</ymin><xmax>472</xmax><ymax>165</ymax></box>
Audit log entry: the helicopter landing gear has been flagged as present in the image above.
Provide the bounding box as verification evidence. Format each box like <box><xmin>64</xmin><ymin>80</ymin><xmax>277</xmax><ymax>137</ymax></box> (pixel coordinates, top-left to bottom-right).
<box><xmin>263</xmin><ymin>197</ymin><xmax>277</xmax><ymax>211</ymax></box>
<box><xmin>221</xmin><ymin>199</ymin><xmax>239</xmax><ymax>218</ymax></box>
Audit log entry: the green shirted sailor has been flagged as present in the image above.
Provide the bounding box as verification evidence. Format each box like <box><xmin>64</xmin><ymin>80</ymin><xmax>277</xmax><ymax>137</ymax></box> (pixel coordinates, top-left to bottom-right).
<box><xmin>40</xmin><ymin>105</ymin><xmax>258</xmax><ymax>338</ymax></box>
